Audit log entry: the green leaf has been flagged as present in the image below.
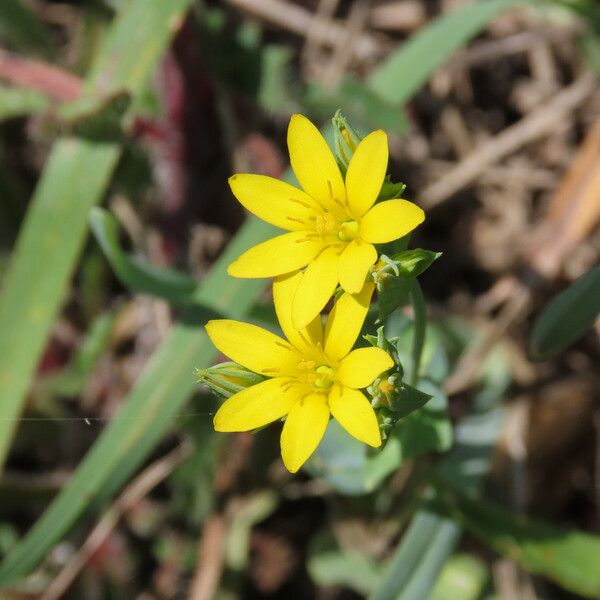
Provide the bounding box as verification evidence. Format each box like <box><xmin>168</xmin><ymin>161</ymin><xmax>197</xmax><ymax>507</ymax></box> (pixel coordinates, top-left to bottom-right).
<box><xmin>0</xmin><ymin>0</ymin><xmax>195</xmax><ymax>472</ymax></box>
<box><xmin>368</xmin><ymin>0</ymin><xmax>519</xmax><ymax>105</ymax></box>
<box><xmin>429</xmin><ymin>554</ymin><xmax>489</xmax><ymax>600</ymax></box>
<box><xmin>0</xmin><ymin>86</ymin><xmax>49</xmax><ymax>121</ymax></box>
<box><xmin>372</xmin><ymin>510</ymin><xmax>462</xmax><ymax>600</ymax></box>
<box><xmin>89</xmin><ymin>208</ymin><xmax>199</xmax><ymax>305</ymax></box>
<box><xmin>391</xmin><ymin>381</ymin><xmax>434</xmax><ymax>420</ymax></box>
<box><xmin>377</xmin><ymin>277</ymin><xmax>413</xmax><ymax>321</ymax></box>
<box><xmin>0</xmin><ymin>218</ymin><xmax>276</xmax><ymax>587</ymax></box>
<box><xmin>0</xmin><ymin>139</ymin><xmax>120</xmax><ymax>470</ymax></box>
<box><xmin>391</xmin><ymin>249</ymin><xmax>442</xmax><ymax>279</ymax></box>
<box><xmin>530</xmin><ymin>264</ymin><xmax>600</xmax><ymax>360</ymax></box>
<box><xmin>437</xmin><ymin>490</ymin><xmax>600</xmax><ymax>599</ymax></box>
<box><xmin>308</xmin><ymin>533</ymin><xmax>381</xmax><ymax>596</ymax></box>
<box><xmin>0</xmin><ymin>0</ymin><xmax>53</xmax><ymax>56</ymax></box>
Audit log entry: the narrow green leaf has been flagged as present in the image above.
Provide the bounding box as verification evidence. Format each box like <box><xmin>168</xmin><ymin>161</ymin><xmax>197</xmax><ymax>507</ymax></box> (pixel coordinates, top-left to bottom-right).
<box><xmin>0</xmin><ymin>0</ymin><xmax>195</xmax><ymax>471</ymax></box>
<box><xmin>438</xmin><ymin>490</ymin><xmax>600</xmax><ymax>599</ymax></box>
<box><xmin>0</xmin><ymin>0</ymin><xmax>53</xmax><ymax>56</ymax></box>
<box><xmin>368</xmin><ymin>0</ymin><xmax>519</xmax><ymax>105</ymax></box>
<box><xmin>89</xmin><ymin>207</ymin><xmax>199</xmax><ymax>305</ymax></box>
<box><xmin>0</xmin><ymin>86</ymin><xmax>49</xmax><ymax>121</ymax></box>
<box><xmin>530</xmin><ymin>264</ymin><xmax>600</xmax><ymax>360</ymax></box>
<box><xmin>0</xmin><ymin>218</ymin><xmax>275</xmax><ymax>587</ymax></box>
<box><xmin>371</xmin><ymin>510</ymin><xmax>461</xmax><ymax>600</ymax></box>
<box><xmin>0</xmin><ymin>139</ymin><xmax>120</xmax><ymax>468</ymax></box>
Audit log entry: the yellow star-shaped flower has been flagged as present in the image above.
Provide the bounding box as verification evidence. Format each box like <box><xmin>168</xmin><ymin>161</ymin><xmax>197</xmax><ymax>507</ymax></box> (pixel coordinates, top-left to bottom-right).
<box><xmin>227</xmin><ymin>114</ymin><xmax>425</xmax><ymax>328</ymax></box>
<box><xmin>205</xmin><ymin>271</ymin><xmax>393</xmax><ymax>473</ymax></box>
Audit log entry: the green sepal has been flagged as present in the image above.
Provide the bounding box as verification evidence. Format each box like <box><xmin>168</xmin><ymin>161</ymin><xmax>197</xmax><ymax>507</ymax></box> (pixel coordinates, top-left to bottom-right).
<box><xmin>372</xmin><ymin>249</ymin><xmax>441</xmax><ymax>320</ymax></box>
<box><xmin>195</xmin><ymin>361</ymin><xmax>265</xmax><ymax>399</ymax></box>
<box><xmin>377</xmin><ymin>176</ymin><xmax>406</xmax><ymax>202</ymax></box>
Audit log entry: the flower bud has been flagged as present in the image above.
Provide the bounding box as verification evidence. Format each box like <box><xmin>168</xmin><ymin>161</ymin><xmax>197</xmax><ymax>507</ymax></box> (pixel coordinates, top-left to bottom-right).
<box><xmin>332</xmin><ymin>110</ymin><xmax>363</xmax><ymax>173</ymax></box>
<box><xmin>196</xmin><ymin>362</ymin><xmax>265</xmax><ymax>399</ymax></box>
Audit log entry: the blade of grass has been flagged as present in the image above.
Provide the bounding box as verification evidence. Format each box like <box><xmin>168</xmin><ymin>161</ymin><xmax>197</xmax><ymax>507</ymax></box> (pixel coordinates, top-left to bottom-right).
<box><xmin>0</xmin><ymin>219</ymin><xmax>275</xmax><ymax>587</ymax></box>
<box><xmin>0</xmin><ymin>0</ymin><xmax>194</xmax><ymax>470</ymax></box>
<box><xmin>368</xmin><ymin>0</ymin><xmax>519</xmax><ymax>105</ymax></box>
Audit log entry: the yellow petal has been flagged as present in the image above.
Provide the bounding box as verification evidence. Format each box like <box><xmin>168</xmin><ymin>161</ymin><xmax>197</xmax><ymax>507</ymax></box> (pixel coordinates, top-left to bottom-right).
<box><xmin>360</xmin><ymin>199</ymin><xmax>425</xmax><ymax>244</ymax></box>
<box><xmin>337</xmin><ymin>347</ymin><xmax>394</xmax><ymax>389</ymax></box>
<box><xmin>280</xmin><ymin>393</ymin><xmax>330</xmax><ymax>472</ymax></box>
<box><xmin>287</xmin><ymin>114</ymin><xmax>346</xmax><ymax>215</ymax></box>
<box><xmin>273</xmin><ymin>271</ymin><xmax>323</xmax><ymax>354</ymax></box>
<box><xmin>206</xmin><ymin>320</ymin><xmax>301</xmax><ymax>376</ymax></box>
<box><xmin>324</xmin><ymin>283</ymin><xmax>374</xmax><ymax>361</ymax></box>
<box><xmin>328</xmin><ymin>385</ymin><xmax>381</xmax><ymax>447</ymax></box>
<box><xmin>345</xmin><ymin>130</ymin><xmax>388</xmax><ymax>218</ymax></box>
<box><xmin>338</xmin><ymin>239</ymin><xmax>377</xmax><ymax>294</ymax></box>
<box><xmin>229</xmin><ymin>174</ymin><xmax>320</xmax><ymax>232</ymax></box>
<box><xmin>227</xmin><ymin>232</ymin><xmax>324</xmax><ymax>278</ymax></box>
<box><xmin>292</xmin><ymin>246</ymin><xmax>341</xmax><ymax>330</ymax></box>
<box><xmin>214</xmin><ymin>377</ymin><xmax>304</xmax><ymax>431</ymax></box>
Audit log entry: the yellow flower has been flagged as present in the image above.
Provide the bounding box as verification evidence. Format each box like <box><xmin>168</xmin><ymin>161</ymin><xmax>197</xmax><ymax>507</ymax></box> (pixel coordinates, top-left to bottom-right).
<box><xmin>227</xmin><ymin>114</ymin><xmax>425</xmax><ymax>328</ymax></box>
<box><xmin>205</xmin><ymin>271</ymin><xmax>394</xmax><ymax>473</ymax></box>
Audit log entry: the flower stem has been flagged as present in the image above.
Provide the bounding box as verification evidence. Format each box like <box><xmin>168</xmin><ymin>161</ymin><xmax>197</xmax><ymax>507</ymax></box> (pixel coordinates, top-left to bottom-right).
<box><xmin>409</xmin><ymin>280</ymin><xmax>426</xmax><ymax>386</ymax></box>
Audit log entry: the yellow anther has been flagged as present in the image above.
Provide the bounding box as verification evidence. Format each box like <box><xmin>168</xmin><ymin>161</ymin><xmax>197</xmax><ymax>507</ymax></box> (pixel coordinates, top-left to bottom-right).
<box><xmin>337</xmin><ymin>220</ymin><xmax>359</xmax><ymax>242</ymax></box>
<box><xmin>315</xmin><ymin>213</ymin><xmax>336</xmax><ymax>234</ymax></box>
<box><xmin>298</xmin><ymin>359</ymin><xmax>316</xmax><ymax>371</ymax></box>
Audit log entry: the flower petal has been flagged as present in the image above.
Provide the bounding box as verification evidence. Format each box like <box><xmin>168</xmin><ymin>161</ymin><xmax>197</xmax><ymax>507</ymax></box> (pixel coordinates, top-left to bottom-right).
<box><xmin>214</xmin><ymin>377</ymin><xmax>304</xmax><ymax>432</ymax></box>
<box><xmin>360</xmin><ymin>199</ymin><xmax>425</xmax><ymax>244</ymax></box>
<box><xmin>328</xmin><ymin>385</ymin><xmax>381</xmax><ymax>447</ymax></box>
<box><xmin>337</xmin><ymin>347</ymin><xmax>394</xmax><ymax>389</ymax></box>
<box><xmin>324</xmin><ymin>283</ymin><xmax>374</xmax><ymax>361</ymax></box>
<box><xmin>280</xmin><ymin>392</ymin><xmax>330</xmax><ymax>472</ymax></box>
<box><xmin>345</xmin><ymin>130</ymin><xmax>388</xmax><ymax>218</ymax></box>
<box><xmin>229</xmin><ymin>174</ymin><xmax>320</xmax><ymax>232</ymax></box>
<box><xmin>287</xmin><ymin>114</ymin><xmax>346</xmax><ymax>215</ymax></box>
<box><xmin>273</xmin><ymin>271</ymin><xmax>323</xmax><ymax>354</ymax></box>
<box><xmin>292</xmin><ymin>246</ymin><xmax>341</xmax><ymax>330</ymax></box>
<box><xmin>227</xmin><ymin>232</ymin><xmax>324</xmax><ymax>278</ymax></box>
<box><xmin>206</xmin><ymin>320</ymin><xmax>301</xmax><ymax>376</ymax></box>
<box><xmin>338</xmin><ymin>239</ymin><xmax>377</xmax><ymax>294</ymax></box>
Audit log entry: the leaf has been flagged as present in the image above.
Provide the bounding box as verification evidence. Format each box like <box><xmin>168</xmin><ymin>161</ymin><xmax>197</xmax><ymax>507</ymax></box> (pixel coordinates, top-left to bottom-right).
<box><xmin>368</xmin><ymin>0</ymin><xmax>519</xmax><ymax>104</ymax></box>
<box><xmin>0</xmin><ymin>0</ymin><xmax>53</xmax><ymax>56</ymax></box>
<box><xmin>0</xmin><ymin>218</ymin><xmax>276</xmax><ymax>587</ymax></box>
<box><xmin>530</xmin><ymin>264</ymin><xmax>600</xmax><ymax>360</ymax></box>
<box><xmin>89</xmin><ymin>208</ymin><xmax>199</xmax><ymax>305</ymax></box>
<box><xmin>391</xmin><ymin>381</ymin><xmax>434</xmax><ymax>420</ymax></box>
<box><xmin>377</xmin><ymin>277</ymin><xmax>413</xmax><ymax>321</ymax></box>
<box><xmin>429</xmin><ymin>554</ymin><xmax>489</xmax><ymax>600</ymax></box>
<box><xmin>391</xmin><ymin>249</ymin><xmax>442</xmax><ymax>279</ymax></box>
<box><xmin>372</xmin><ymin>510</ymin><xmax>462</xmax><ymax>600</ymax></box>
<box><xmin>437</xmin><ymin>490</ymin><xmax>600</xmax><ymax>599</ymax></box>
<box><xmin>0</xmin><ymin>0</ymin><xmax>195</xmax><ymax>472</ymax></box>
<box><xmin>0</xmin><ymin>85</ymin><xmax>49</xmax><ymax>121</ymax></box>
<box><xmin>308</xmin><ymin>533</ymin><xmax>381</xmax><ymax>596</ymax></box>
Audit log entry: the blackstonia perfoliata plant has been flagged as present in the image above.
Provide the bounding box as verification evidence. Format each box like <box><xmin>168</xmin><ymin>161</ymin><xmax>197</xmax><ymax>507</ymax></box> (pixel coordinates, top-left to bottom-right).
<box><xmin>198</xmin><ymin>112</ymin><xmax>439</xmax><ymax>473</ymax></box>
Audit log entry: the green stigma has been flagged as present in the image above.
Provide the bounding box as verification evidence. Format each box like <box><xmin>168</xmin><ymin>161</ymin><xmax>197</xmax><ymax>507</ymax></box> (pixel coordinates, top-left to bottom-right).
<box><xmin>337</xmin><ymin>220</ymin><xmax>359</xmax><ymax>242</ymax></box>
<box><xmin>314</xmin><ymin>365</ymin><xmax>334</xmax><ymax>389</ymax></box>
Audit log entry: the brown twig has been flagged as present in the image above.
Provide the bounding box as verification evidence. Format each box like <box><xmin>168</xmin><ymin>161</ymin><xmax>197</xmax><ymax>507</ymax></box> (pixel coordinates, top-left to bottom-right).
<box><xmin>41</xmin><ymin>442</ymin><xmax>192</xmax><ymax>600</ymax></box>
<box><xmin>0</xmin><ymin>48</ymin><xmax>82</xmax><ymax>102</ymax></box>
<box><xmin>421</xmin><ymin>72</ymin><xmax>596</xmax><ymax>209</ymax></box>
<box><xmin>224</xmin><ymin>0</ymin><xmax>382</xmax><ymax>61</ymax></box>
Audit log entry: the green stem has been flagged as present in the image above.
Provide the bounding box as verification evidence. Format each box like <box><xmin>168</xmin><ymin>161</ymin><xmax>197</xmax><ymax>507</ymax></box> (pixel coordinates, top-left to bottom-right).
<box><xmin>409</xmin><ymin>280</ymin><xmax>426</xmax><ymax>386</ymax></box>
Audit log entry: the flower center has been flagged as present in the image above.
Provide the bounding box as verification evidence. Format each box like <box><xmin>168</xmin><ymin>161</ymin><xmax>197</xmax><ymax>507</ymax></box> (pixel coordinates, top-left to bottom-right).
<box><xmin>337</xmin><ymin>220</ymin><xmax>359</xmax><ymax>242</ymax></box>
<box><xmin>313</xmin><ymin>365</ymin><xmax>335</xmax><ymax>389</ymax></box>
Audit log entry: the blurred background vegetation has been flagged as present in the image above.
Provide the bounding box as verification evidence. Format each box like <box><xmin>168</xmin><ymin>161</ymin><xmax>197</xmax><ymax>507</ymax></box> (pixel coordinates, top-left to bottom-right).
<box><xmin>0</xmin><ymin>0</ymin><xmax>599</xmax><ymax>598</ymax></box>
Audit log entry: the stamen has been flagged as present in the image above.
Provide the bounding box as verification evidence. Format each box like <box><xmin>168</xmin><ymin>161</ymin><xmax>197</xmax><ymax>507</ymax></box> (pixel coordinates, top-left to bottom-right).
<box><xmin>275</xmin><ymin>341</ymin><xmax>292</xmax><ymax>349</ymax></box>
<box><xmin>289</xmin><ymin>197</ymin><xmax>312</xmax><ymax>209</ymax></box>
<box><xmin>326</xmin><ymin>180</ymin><xmax>334</xmax><ymax>199</ymax></box>
<box><xmin>261</xmin><ymin>368</ymin><xmax>280</xmax><ymax>374</ymax></box>
<box><xmin>286</xmin><ymin>217</ymin><xmax>305</xmax><ymax>225</ymax></box>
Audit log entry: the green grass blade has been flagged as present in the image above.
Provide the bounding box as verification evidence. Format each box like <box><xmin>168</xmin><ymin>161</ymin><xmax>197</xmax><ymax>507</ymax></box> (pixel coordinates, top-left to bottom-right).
<box><xmin>0</xmin><ymin>219</ymin><xmax>274</xmax><ymax>587</ymax></box>
<box><xmin>0</xmin><ymin>0</ymin><xmax>53</xmax><ymax>56</ymax></box>
<box><xmin>0</xmin><ymin>0</ymin><xmax>195</xmax><ymax>469</ymax></box>
<box><xmin>89</xmin><ymin>207</ymin><xmax>199</xmax><ymax>305</ymax></box>
<box><xmin>368</xmin><ymin>0</ymin><xmax>519</xmax><ymax>105</ymax></box>
<box><xmin>439</xmin><ymin>490</ymin><xmax>600</xmax><ymax>598</ymax></box>
<box><xmin>530</xmin><ymin>264</ymin><xmax>600</xmax><ymax>360</ymax></box>
<box><xmin>0</xmin><ymin>86</ymin><xmax>49</xmax><ymax>121</ymax></box>
<box><xmin>0</xmin><ymin>139</ymin><xmax>120</xmax><ymax>467</ymax></box>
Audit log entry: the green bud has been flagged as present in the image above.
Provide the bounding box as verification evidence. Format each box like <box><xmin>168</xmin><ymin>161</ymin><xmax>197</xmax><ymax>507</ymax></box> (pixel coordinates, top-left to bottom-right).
<box><xmin>195</xmin><ymin>361</ymin><xmax>265</xmax><ymax>399</ymax></box>
<box><xmin>332</xmin><ymin>110</ymin><xmax>363</xmax><ymax>173</ymax></box>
